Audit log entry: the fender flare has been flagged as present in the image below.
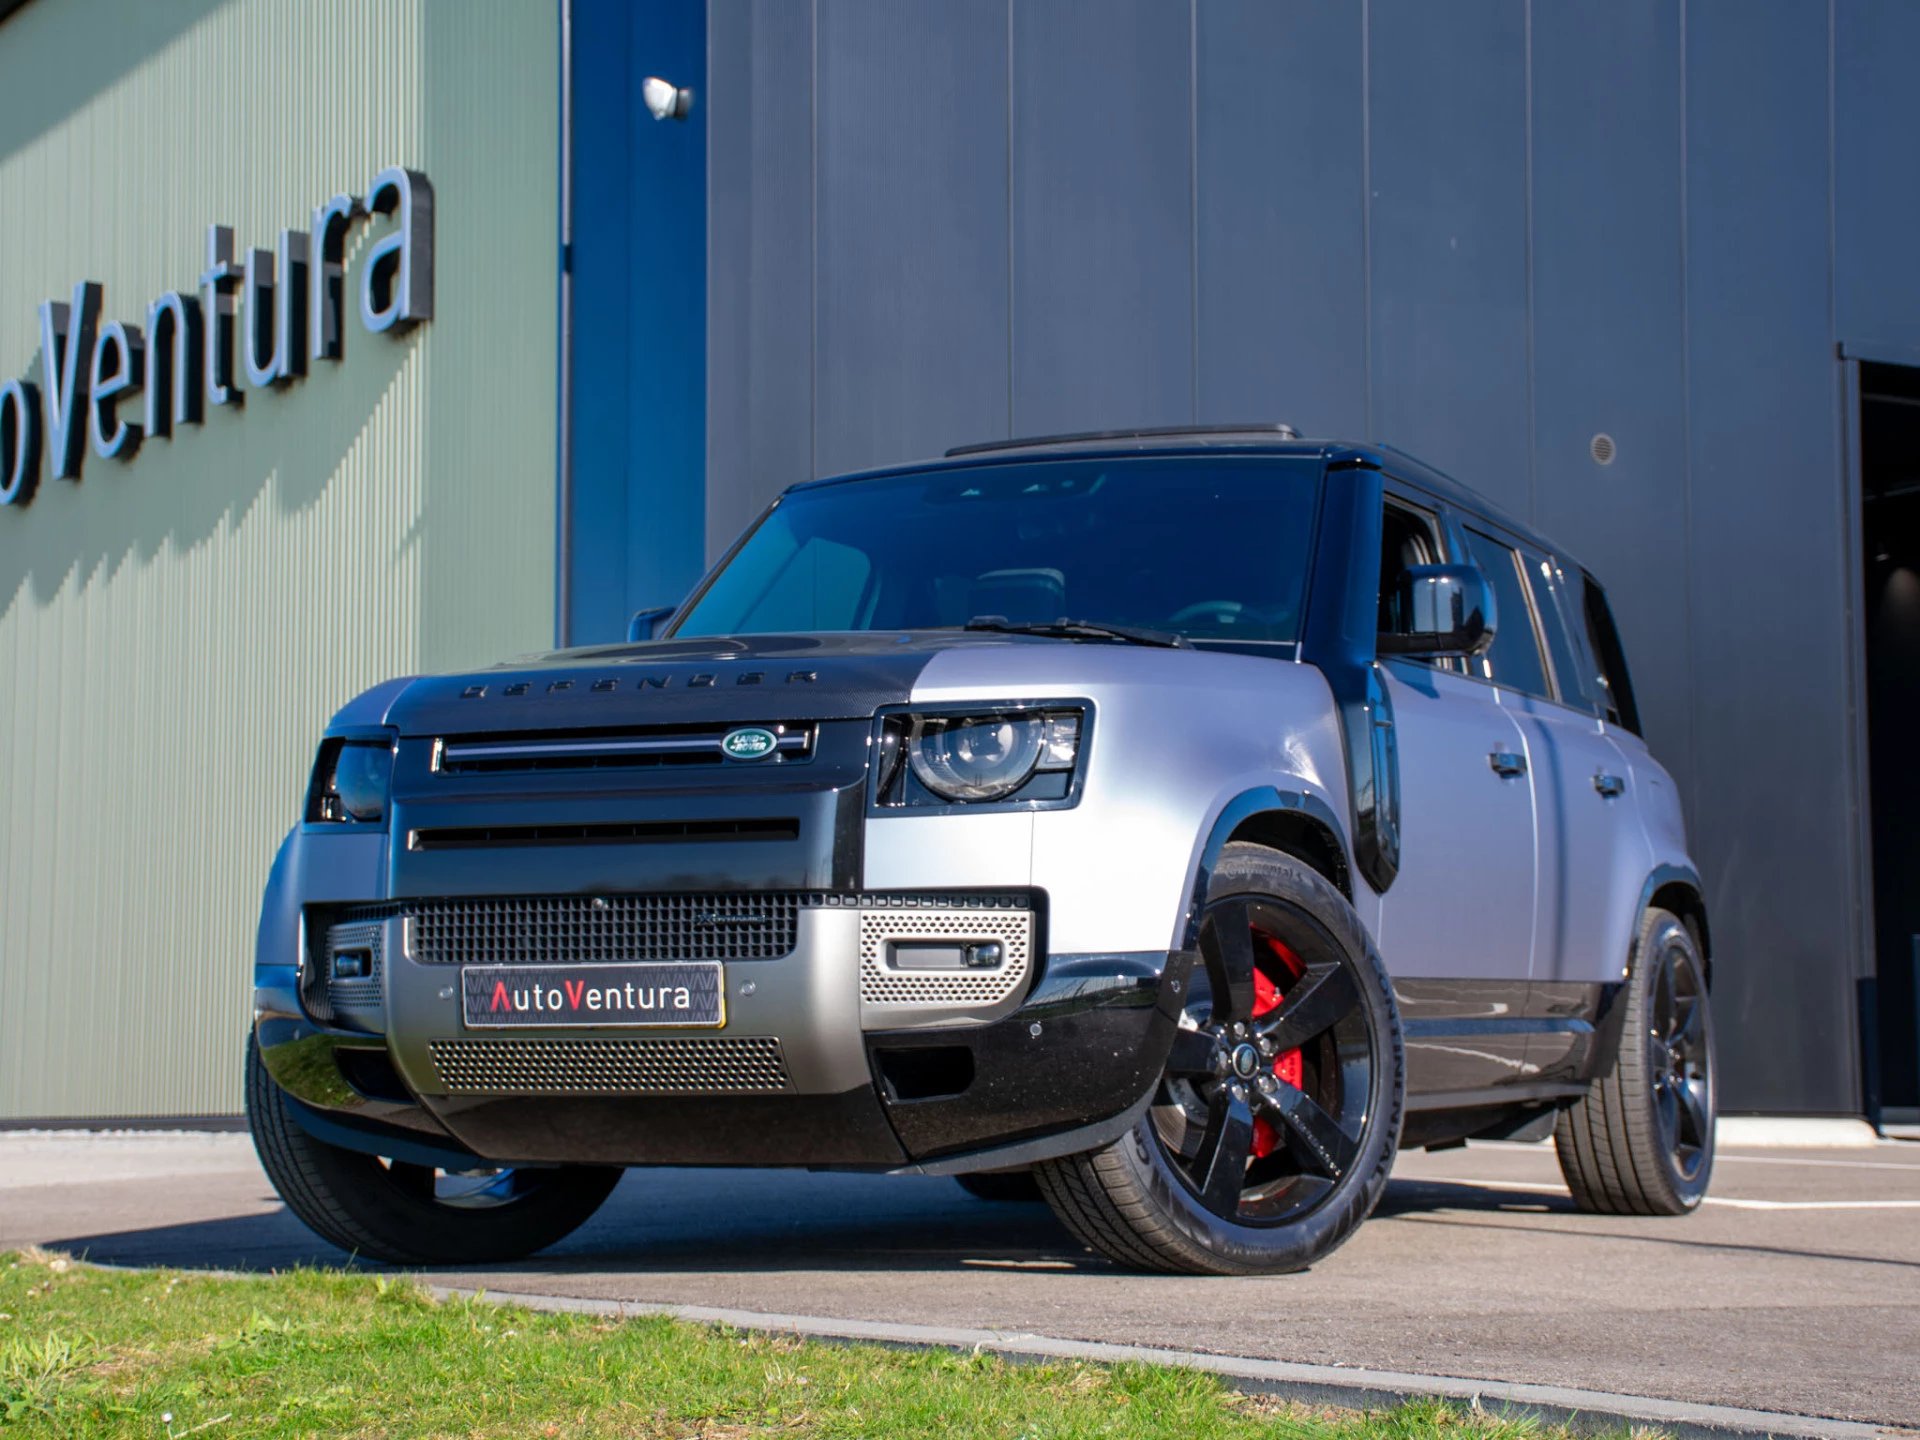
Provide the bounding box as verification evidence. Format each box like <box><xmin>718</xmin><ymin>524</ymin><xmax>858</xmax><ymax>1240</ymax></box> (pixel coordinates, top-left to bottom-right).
<box><xmin>1180</xmin><ymin>786</ymin><xmax>1352</xmax><ymax>951</ymax></box>
<box><xmin>1638</xmin><ymin>861</ymin><xmax>1712</xmax><ymax>973</ymax></box>
<box><xmin>1590</xmin><ymin>863</ymin><xmax>1713</xmax><ymax>1070</ymax></box>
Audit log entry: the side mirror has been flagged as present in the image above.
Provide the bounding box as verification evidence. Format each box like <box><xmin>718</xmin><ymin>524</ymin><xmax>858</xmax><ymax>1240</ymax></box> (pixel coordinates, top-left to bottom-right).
<box><xmin>626</xmin><ymin>604</ymin><xmax>676</xmax><ymax>643</ymax></box>
<box><xmin>1377</xmin><ymin>564</ymin><xmax>1497</xmax><ymax>658</ymax></box>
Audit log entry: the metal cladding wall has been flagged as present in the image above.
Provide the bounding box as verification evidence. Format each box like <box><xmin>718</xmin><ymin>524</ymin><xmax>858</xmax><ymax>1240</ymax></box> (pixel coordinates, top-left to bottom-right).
<box><xmin>0</xmin><ymin>0</ymin><xmax>558</xmax><ymax>1119</ymax></box>
<box><xmin>705</xmin><ymin>0</ymin><xmax>1919</xmax><ymax>1115</ymax></box>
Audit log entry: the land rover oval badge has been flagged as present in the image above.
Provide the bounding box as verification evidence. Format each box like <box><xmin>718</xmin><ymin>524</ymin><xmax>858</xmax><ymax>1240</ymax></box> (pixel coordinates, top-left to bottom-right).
<box><xmin>720</xmin><ymin>727</ymin><xmax>778</xmax><ymax>761</ymax></box>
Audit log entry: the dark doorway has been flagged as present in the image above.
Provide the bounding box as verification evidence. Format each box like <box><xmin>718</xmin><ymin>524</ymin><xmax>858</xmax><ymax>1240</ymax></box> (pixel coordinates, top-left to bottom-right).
<box><xmin>1861</xmin><ymin>361</ymin><xmax>1920</xmax><ymax>1121</ymax></box>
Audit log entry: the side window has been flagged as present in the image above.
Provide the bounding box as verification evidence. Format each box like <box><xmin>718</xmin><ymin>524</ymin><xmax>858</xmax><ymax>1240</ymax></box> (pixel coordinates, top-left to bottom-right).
<box><xmin>1461</xmin><ymin>528</ymin><xmax>1551</xmax><ymax>699</ymax></box>
<box><xmin>1580</xmin><ymin>576</ymin><xmax>1642</xmax><ymax>735</ymax></box>
<box><xmin>1524</xmin><ymin>551</ymin><xmax>1594</xmax><ymax>712</ymax></box>
<box><xmin>1378</xmin><ymin>500</ymin><xmax>1441</xmax><ymax>635</ymax></box>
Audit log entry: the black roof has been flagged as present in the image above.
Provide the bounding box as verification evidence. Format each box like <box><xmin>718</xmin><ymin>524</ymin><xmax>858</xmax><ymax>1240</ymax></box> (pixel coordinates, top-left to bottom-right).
<box><xmin>787</xmin><ymin>429</ymin><xmax>1574</xmax><ymax>569</ymax></box>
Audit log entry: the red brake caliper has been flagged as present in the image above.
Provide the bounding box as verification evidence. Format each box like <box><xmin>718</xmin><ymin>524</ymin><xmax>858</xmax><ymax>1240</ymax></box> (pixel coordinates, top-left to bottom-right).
<box><xmin>1249</xmin><ymin>934</ymin><xmax>1306</xmax><ymax>1159</ymax></box>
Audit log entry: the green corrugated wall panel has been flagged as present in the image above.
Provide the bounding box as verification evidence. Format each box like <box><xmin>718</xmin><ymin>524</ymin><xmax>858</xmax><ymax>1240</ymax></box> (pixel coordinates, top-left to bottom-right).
<box><xmin>0</xmin><ymin>0</ymin><xmax>559</xmax><ymax>1119</ymax></box>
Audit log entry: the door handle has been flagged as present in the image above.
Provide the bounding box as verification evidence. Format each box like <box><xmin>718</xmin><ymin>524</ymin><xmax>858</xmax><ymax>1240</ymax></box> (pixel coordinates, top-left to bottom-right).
<box><xmin>1593</xmin><ymin>772</ymin><xmax>1626</xmax><ymax>798</ymax></box>
<box><xmin>1488</xmin><ymin>749</ymin><xmax>1528</xmax><ymax>778</ymax></box>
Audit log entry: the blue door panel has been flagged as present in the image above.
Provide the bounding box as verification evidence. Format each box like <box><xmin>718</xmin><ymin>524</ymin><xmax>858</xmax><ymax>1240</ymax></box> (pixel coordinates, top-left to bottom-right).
<box><xmin>568</xmin><ymin>0</ymin><xmax>707</xmax><ymax>640</ymax></box>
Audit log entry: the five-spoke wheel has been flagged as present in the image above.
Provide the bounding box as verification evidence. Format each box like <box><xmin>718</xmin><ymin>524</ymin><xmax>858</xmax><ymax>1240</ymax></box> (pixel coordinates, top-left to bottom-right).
<box><xmin>1556</xmin><ymin>907</ymin><xmax>1716</xmax><ymax>1214</ymax></box>
<box><xmin>1155</xmin><ymin>895</ymin><xmax>1375</xmax><ymax>1227</ymax></box>
<box><xmin>1036</xmin><ymin>842</ymin><xmax>1403</xmax><ymax>1274</ymax></box>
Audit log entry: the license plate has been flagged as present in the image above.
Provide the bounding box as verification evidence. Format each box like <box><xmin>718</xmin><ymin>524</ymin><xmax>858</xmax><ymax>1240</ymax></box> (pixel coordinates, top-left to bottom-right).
<box><xmin>461</xmin><ymin>962</ymin><xmax>724</xmax><ymax>1029</ymax></box>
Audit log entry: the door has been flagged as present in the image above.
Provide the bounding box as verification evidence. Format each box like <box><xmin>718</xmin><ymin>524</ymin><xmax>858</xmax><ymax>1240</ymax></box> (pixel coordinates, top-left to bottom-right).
<box><xmin>1464</xmin><ymin>533</ymin><xmax>1653</xmax><ymax>1084</ymax></box>
<box><xmin>1375</xmin><ymin>499</ymin><xmax>1538</xmax><ymax>1098</ymax></box>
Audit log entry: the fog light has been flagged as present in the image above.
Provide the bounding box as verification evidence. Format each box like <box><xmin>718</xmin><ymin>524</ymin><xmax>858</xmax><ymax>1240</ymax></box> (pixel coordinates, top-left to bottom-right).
<box><xmin>964</xmin><ymin>941</ymin><xmax>1004</xmax><ymax>969</ymax></box>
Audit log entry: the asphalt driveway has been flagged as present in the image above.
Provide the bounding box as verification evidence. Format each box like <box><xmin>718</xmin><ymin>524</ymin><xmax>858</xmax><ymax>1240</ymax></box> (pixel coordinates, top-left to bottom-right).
<box><xmin>3</xmin><ymin>1131</ymin><xmax>1915</xmax><ymax>1429</ymax></box>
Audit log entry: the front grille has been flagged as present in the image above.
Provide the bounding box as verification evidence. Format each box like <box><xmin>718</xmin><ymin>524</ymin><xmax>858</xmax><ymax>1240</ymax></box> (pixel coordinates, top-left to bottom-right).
<box><xmin>401</xmin><ymin>893</ymin><xmax>801</xmax><ymax>965</ymax></box>
<box><xmin>427</xmin><ymin>1037</ymin><xmax>791</xmax><ymax>1094</ymax></box>
<box><xmin>408</xmin><ymin>818</ymin><xmax>799</xmax><ymax>851</ymax></box>
<box><xmin>434</xmin><ymin>723</ymin><xmax>815</xmax><ymax>774</ymax></box>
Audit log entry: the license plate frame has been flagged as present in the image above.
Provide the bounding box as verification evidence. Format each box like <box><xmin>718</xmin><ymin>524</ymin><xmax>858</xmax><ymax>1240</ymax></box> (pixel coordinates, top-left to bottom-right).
<box><xmin>460</xmin><ymin>962</ymin><xmax>725</xmax><ymax>1030</ymax></box>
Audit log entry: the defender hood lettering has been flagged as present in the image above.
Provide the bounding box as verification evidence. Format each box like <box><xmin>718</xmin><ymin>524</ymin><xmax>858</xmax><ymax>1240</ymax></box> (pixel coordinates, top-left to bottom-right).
<box><xmin>380</xmin><ymin>632</ymin><xmax>1023</xmax><ymax>735</ymax></box>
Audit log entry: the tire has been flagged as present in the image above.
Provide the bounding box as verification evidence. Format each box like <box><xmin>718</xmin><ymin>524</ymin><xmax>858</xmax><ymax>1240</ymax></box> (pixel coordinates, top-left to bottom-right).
<box><xmin>1034</xmin><ymin>842</ymin><xmax>1404</xmax><ymax>1275</ymax></box>
<box><xmin>954</xmin><ymin>1170</ymin><xmax>1045</xmax><ymax>1203</ymax></box>
<box><xmin>1554</xmin><ymin>907</ymin><xmax>1715</xmax><ymax>1215</ymax></box>
<box><xmin>246</xmin><ymin>1037</ymin><xmax>622</xmax><ymax>1265</ymax></box>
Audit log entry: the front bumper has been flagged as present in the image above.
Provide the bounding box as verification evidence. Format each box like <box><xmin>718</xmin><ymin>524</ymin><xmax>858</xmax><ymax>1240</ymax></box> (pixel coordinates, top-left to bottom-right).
<box><xmin>256</xmin><ymin>893</ymin><xmax>1186</xmax><ymax>1170</ymax></box>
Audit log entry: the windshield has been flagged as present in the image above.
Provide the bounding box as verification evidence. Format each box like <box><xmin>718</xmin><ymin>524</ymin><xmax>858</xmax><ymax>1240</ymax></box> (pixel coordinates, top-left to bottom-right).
<box><xmin>673</xmin><ymin>456</ymin><xmax>1324</xmax><ymax>645</ymax></box>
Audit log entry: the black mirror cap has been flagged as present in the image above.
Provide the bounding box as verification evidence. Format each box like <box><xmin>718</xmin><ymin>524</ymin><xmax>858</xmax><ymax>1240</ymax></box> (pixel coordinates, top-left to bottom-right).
<box><xmin>1377</xmin><ymin>564</ymin><xmax>1497</xmax><ymax>658</ymax></box>
<box><xmin>626</xmin><ymin>604</ymin><xmax>677</xmax><ymax>643</ymax></box>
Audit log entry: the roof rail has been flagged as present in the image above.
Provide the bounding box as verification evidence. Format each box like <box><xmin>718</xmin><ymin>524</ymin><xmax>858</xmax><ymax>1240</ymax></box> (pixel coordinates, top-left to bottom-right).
<box><xmin>945</xmin><ymin>423</ymin><xmax>1301</xmax><ymax>458</ymax></box>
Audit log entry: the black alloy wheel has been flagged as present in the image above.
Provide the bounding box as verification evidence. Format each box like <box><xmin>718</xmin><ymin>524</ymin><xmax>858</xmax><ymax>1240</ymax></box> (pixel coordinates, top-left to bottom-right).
<box><xmin>247</xmin><ymin>1038</ymin><xmax>622</xmax><ymax>1265</ymax></box>
<box><xmin>1649</xmin><ymin>937</ymin><xmax>1713</xmax><ymax>1185</ymax></box>
<box><xmin>1555</xmin><ymin>907</ymin><xmax>1716</xmax><ymax>1215</ymax></box>
<box><xmin>1035</xmin><ymin>842</ymin><xmax>1403</xmax><ymax>1274</ymax></box>
<box><xmin>1155</xmin><ymin>894</ymin><xmax>1376</xmax><ymax>1226</ymax></box>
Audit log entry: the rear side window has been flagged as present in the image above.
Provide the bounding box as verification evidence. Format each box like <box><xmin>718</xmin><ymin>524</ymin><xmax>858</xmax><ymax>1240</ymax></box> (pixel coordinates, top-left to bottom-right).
<box><xmin>1580</xmin><ymin>577</ymin><xmax>1642</xmax><ymax>735</ymax></box>
<box><xmin>1461</xmin><ymin>528</ymin><xmax>1551</xmax><ymax>700</ymax></box>
<box><xmin>1524</xmin><ymin>552</ymin><xmax>1594</xmax><ymax>712</ymax></box>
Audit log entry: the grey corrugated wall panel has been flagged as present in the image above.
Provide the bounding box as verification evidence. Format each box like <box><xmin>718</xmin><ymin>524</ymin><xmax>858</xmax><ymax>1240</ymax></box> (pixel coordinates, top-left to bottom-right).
<box><xmin>1366</xmin><ymin>0</ymin><xmax>1530</xmax><ymax>518</ymax></box>
<box><xmin>1194</xmin><ymin>0</ymin><xmax>1365</xmax><ymax>436</ymax></box>
<box><xmin>700</xmin><ymin>0</ymin><xmax>1902</xmax><ymax>1113</ymax></box>
<box><xmin>1834</xmin><ymin>0</ymin><xmax>1920</xmax><ymax>354</ymax></box>
<box><xmin>706</xmin><ymin>0</ymin><xmax>815</xmax><ymax>561</ymax></box>
<box><xmin>1528</xmin><ymin>0</ymin><xmax>1692</xmax><ymax>814</ymax></box>
<box><xmin>1684</xmin><ymin>0</ymin><xmax>1856</xmax><ymax>1113</ymax></box>
<box><xmin>0</xmin><ymin>0</ymin><xmax>557</xmax><ymax>1119</ymax></box>
<box><xmin>1009</xmin><ymin>0</ymin><xmax>1193</xmax><ymax>435</ymax></box>
<box><xmin>815</xmin><ymin>0</ymin><xmax>1009</xmax><ymax>476</ymax></box>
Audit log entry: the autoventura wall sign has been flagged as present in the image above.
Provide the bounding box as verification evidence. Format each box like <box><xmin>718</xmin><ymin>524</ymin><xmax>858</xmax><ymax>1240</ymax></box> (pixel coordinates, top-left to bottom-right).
<box><xmin>0</xmin><ymin>166</ymin><xmax>433</xmax><ymax>509</ymax></box>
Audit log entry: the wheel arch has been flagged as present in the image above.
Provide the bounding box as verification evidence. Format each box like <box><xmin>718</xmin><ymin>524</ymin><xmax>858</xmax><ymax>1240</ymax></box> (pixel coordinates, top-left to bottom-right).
<box><xmin>1183</xmin><ymin>786</ymin><xmax>1354</xmax><ymax>950</ymax></box>
<box><xmin>1643</xmin><ymin>864</ymin><xmax>1712</xmax><ymax>986</ymax></box>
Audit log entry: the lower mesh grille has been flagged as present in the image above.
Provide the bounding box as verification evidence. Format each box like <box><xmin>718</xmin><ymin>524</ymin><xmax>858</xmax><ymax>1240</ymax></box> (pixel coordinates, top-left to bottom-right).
<box><xmin>404</xmin><ymin>893</ymin><xmax>800</xmax><ymax>965</ymax></box>
<box><xmin>426</xmin><ymin>1037</ymin><xmax>790</xmax><ymax>1095</ymax></box>
<box><xmin>324</xmin><ymin>920</ymin><xmax>385</xmax><ymax>1011</ymax></box>
<box><xmin>859</xmin><ymin>908</ymin><xmax>1034</xmax><ymax>1009</ymax></box>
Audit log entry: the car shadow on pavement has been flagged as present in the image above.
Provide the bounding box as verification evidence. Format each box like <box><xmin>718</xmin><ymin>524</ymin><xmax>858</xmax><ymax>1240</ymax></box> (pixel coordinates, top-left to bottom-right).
<box><xmin>40</xmin><ymin>1172</ymin><xmax>1586</xmax><ymax>1277</ymax></box>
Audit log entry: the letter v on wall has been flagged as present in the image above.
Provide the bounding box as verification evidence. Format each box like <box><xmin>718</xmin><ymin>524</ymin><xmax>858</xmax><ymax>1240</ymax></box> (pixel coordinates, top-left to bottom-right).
<box><xmin>39</xmin><ymin>280</ymin><xmax>100</xmax><ymax>480</ymax></box>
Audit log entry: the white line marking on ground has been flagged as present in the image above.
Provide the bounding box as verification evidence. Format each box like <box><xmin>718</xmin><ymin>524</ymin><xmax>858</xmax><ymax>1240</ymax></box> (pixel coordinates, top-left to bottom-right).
<box><xmin>1408</xmin><ymin>1176</ymin><xmax>1920</xmax><ymax>1210</ymax></box>
<box><xmin>1714</xmin><ymin>1153</ymin><xmax>1920</xmax><ymax>1173</ymax></box>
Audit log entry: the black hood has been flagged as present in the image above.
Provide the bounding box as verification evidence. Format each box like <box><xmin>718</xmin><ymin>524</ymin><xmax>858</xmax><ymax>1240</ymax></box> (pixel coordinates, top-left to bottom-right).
<box><xmin>381</xmin><ymin>631</ymin><xmax>1020</xmax><ymax>736</ymax></box>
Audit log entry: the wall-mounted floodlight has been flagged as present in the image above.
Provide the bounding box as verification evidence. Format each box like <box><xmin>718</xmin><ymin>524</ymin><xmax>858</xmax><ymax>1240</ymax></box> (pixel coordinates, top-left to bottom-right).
<box><xmin>642</xmin><ymin>76</ymin><xmax>694</xmax><ymax>121</ymax></box>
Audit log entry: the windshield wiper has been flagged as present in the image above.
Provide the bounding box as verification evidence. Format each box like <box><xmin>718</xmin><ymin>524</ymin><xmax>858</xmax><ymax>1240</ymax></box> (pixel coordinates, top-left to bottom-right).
<box><xmin>962</xmin><ymin>615</ymin><xmax>1190</xmax><ymax>649</ymax></box>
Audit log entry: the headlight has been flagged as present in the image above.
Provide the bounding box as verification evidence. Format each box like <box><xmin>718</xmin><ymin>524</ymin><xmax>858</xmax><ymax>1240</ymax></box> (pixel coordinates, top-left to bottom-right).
<box><xmin>307</xmin><ymin>738</ymin><xmax>395</xmax><ymax>824</ymax></box>
<box><xmin>909</xmin><ymin>715</ymin><xmax>1045</xmax><ymax>800</ymax></box>
<box><xmin>877</xmin><ymin>706</ymin><xmax>1086</xmax><ymax>808</ymax></box>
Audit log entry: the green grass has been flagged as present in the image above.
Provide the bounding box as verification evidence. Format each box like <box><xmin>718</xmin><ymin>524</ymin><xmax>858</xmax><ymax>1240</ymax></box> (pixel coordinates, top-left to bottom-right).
<box><xmin>0</xmin><ymin>1248</ymin><xmax>1647</xmax><ymax>1439</ymax></box>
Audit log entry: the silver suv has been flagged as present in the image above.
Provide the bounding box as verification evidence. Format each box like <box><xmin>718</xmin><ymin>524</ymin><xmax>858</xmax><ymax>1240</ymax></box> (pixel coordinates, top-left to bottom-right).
<box><xmin>247</xmin><ymin>427</ymin><xmax>1715</xmax><ymax>1275</ymax></box>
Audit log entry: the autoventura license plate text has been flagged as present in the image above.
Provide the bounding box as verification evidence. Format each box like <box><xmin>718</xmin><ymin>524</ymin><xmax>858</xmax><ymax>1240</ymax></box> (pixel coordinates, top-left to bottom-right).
<box><xmin>460</xmin><ymin>963</ymin><xmax>723</xmax><ymax>1029</ymax></box>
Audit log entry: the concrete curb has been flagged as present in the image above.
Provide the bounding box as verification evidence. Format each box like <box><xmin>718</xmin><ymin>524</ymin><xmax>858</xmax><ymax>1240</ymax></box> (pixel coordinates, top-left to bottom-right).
<box><xmin>1717</xmin><ymin>1118</ymin><xmax>1882</xmax><ymax>1148</ymax></box>
<box><xmin>428</xmin><ymin>1285</ymin><xmax>1909</xmax><ymax>1440</ymax></box>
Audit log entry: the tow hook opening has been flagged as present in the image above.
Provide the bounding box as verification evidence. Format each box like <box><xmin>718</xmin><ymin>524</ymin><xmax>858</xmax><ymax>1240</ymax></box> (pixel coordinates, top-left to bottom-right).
<box><xmin>875</xmin><ymin>1045</ymin><xmax>975</xmax><ymax>1102</ymax></box>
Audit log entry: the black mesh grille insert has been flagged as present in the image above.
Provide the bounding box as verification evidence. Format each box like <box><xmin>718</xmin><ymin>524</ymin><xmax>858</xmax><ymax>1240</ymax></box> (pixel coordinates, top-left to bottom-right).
<box><xmin>427</xmin><ymin>1037</ymin><xmax>790</xmax><ymax>1094</ymax></box>
<box><xmin>401</xmin><ymin>893</ymin><xmax>801</xmax><ymax>965</ymax></box>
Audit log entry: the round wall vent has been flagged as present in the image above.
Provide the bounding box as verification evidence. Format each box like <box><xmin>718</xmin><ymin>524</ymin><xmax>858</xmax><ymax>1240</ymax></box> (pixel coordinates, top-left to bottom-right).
<box><xmin>1590</xmin><ymin>433</ymin><xmax>1617</xmax><ymax>466</ymax></box>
